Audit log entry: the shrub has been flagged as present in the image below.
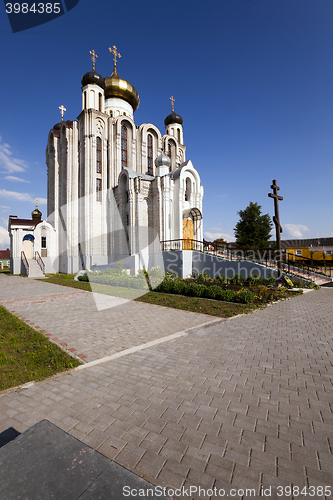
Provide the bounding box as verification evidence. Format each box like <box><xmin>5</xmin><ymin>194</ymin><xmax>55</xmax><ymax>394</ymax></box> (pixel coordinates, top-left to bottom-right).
<box><xmin>237</xmin><ymin>290</ymin><xmax>255</xmax><ymax>304</ymax></box>
<box><xmin>204</xmin><ymin>285</ymin><xmax>222</xmax><ymax>300</ymax></box>
<box><xmin>78</xmin><ymin>274</ymin><xmax>89</xmax><ymax>282</ymax></box>
<box><xmin>156</xmin><ymin>280</ymin><xmax>172</xmax><ymax>293</ymax></box>
<box><xmin>221</xmin><ymin>289</ymin><xmax>236</xmax><ymax>302</ymax></box>
<box><xmin>186</xmin><ymin>283</ymin><xmax>206</xmax><ymax>297</ymax></box>
<box><xmin>171</xmin><ymin>281</ymin><xmax>187</xmax><ymax>295</ymax></box>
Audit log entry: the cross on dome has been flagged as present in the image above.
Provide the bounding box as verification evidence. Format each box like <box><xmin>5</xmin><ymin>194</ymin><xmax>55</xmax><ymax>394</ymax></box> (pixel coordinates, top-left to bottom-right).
<box><xmin>109</xmin><ymin>45</ymin><xmax>121</xmax><ymax>68</ymax></box>
<box><xmin>89</xmin><ymin>49</ymin><xmax>98</xmax><ymax>71</ymax></box>
<box><xmin>170</xmin><ymin>96</ymin><xmax>175</xmax><ymax>112</ymax></box>
<box><xmin>59</xmin><ymin>105</ymin><xmax>66</xmax><ymax>121</ymax></box>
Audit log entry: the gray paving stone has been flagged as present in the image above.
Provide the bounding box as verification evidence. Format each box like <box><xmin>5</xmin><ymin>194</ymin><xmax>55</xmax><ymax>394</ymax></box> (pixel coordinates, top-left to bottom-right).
<box><xmin>1</xmin><ymin>277</ymin><xmax>333</xmax><ymax>495</ymax></box>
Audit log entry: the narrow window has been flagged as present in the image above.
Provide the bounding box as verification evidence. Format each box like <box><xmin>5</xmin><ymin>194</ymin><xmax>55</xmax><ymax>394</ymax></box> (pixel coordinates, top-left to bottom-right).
<box><xmin>96</xmin><ymin>137</ymin><xmax>101</xmax><ymax>173</ymax></box>
<box><xmin>185</xmin><ymin>178</ymin><xmax>191</xmax><ymax>202</ymax></box>
<box><xmin>78</xmin><ymin>141</ymin><xmax>81</xmax><ymax>198</ymax></box>
<box><xmin>99</xmin><ymin>93</ymin><xmax>102</xmax><ymax>112</ymax></box>
<box><xmin>41</xmin><ymin>236</ymin><xmax>47</xmax><ymax>248</ymax></box>
<box><xmin>84</xmin><ymin>91</ymin><xmax>87</xmax><ymax>109</ymax></box>
<box><xmin>177</xmin><ymin>128</ymin><xmax>180</xmax><ymax>142</ymax></box>
<box><xmin>147</xmin><ymin>134</ymin><xmax>153</xmax><ymax>174</ymax></box>
<box><xmin>96</xmin><ymin>178</ymin><xmax>101</xmax><ymax>201</ymax></box>
<box><xmin>121</xmin><ymin>125</ymin><xmax>127</xmax><ymax>168</ymax></box>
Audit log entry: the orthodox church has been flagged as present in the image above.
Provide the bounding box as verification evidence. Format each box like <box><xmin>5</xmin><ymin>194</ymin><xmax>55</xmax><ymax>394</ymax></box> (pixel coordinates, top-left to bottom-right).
<box><xmin>9</xmin><ymin>47</ymin><xmax>203</xmax><ymax>276</ymax></box>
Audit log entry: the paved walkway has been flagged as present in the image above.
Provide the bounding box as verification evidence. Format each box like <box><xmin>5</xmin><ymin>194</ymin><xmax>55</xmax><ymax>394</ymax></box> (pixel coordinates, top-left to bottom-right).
<box><xmin>0</xmin><ymin>274</ymin><xmax>333</xmax><ymax>499</ymax></box>
<box><xmin>0</xmin><ymin>275</ymin><xmax>214</xmax><ymax>362</ymax></box>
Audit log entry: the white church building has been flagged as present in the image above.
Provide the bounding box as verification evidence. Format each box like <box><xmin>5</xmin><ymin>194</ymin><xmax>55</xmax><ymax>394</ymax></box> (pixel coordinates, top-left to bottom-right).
<box><xmin>9</xmin><ymin>48</ymin><xmax>204</xmax><ymax>276</ymax></box>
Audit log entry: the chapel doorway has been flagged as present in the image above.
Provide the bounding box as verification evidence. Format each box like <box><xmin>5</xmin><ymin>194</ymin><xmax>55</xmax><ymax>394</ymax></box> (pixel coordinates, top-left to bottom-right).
<box><xmin>23</xmin><ymin>234</ymin><xmax>35</xmax><ymax>259</ymax></box>
<box><xmin>182</xmin><ymin>208</ymin><xmax>202</xmax><ymax>250</ymax></box>
<box><xmin>183</xmin><ymin>218</ymin><xmax>194</xmax><ymax>250</ymax></box>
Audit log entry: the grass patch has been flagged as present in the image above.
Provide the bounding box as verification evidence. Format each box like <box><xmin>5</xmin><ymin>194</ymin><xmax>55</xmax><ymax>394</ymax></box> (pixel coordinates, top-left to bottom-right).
<box><xmin>42</xmin><ymin>274</ymin><xmax>147</xmax><ymax>299</ymax></box>
<box><xmin>135</xmin><ymin>292</ymin><xmax>257</xmax><ymax>317</ymax></box>
<box><xmin>0</xmin><ymin>306</ymin><xmax>81</xmax><ymax>391</ymax></box>
<box><xmin>42</xmin><ymin>273</ymin><xmax>91</xmax><ymax>291</ymax></box>
<box><xmin>41</xmin><ymin>273</ymin><xmax>301</xmax><ymax>318</ymax></box>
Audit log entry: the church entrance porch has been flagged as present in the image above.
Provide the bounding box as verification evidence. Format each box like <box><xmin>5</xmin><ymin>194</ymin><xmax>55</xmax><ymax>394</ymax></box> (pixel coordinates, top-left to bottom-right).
<box><xmin>22</xmin><ymin>234</ymin><xmax>34</xmax><ymax>259</ymax></box>
<box><xmin>182</xmin><ymin>208</ymin><xmax>202</xmax><ymax>250</ymax></box>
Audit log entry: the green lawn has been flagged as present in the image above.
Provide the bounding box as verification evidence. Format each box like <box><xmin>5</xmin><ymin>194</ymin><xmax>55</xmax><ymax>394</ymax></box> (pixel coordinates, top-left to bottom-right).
<box><xmin>42</xmin><ymin>273</ymin><xmax>257</xmax><ymax>317</ymax></box>
<box><xmin>0</xmin><ymin>306</ymin><xmax>81</xmax><ymax>391</ymax></box>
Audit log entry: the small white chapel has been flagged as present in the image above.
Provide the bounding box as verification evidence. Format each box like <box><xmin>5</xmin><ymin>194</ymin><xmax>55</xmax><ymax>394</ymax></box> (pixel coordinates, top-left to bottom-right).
<box><xmin>9</xmin><ymin>47</ymin><xmax>204</xmax><ymax>276</ymax></box>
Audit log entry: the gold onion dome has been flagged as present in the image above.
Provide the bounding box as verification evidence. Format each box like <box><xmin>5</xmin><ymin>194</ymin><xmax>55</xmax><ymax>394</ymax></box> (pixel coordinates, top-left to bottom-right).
<box><xmin>104</xmin><ymin>66</ymin><xmax>140</xmax><ymax>111</ymax></box>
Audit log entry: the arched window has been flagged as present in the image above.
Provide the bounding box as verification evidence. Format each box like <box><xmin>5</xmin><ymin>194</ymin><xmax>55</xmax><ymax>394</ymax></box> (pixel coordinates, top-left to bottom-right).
<box><xmin>121</xmin><ymin>125</ymin><xmax>127</xmax><ymax>168</ymax></box>
<box><xmin>83</xmin><ymin>91</ymin><xmax>87</xmax><ymax>109</ymax></box>
<box><xmin>167</xmin><ymin>140</ymin><xmax>176</xmax><ymax>171</ymax></box>
<box><xmin>98</xmin><ymin>93</ymin><xmax>102</xmax><ymax>112</ymax></box>
<box><xmin>177</xmin><ymin>129</ymin><xmax>180</xmax><ymax>142</ymax></box>
<box><xmin>147</xmin><ymin>134</ymin><xmax>153</xmax><ymax>174</ymax></box>
<box><xmin>90</xmin><ymin>90</ymin><xmax>95</xmax><ymax>109</ymax></box>
<box><xmin>78</xmin><ymin>141</ymin><xmax>81</xmax><ymax>198</ymax></box>
<box><xmin>96</xmin><ymin>137</ymin><xmax>101</xmax><ymax>173</ymax></box>
<box><xmin>185</xmin><ymin>178</ymin><xmax>191</xmax><ymax>201</ymax></box>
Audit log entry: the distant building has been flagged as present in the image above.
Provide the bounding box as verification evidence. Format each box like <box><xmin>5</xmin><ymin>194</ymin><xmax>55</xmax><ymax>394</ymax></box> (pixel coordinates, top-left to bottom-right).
<box><xmin>0</xmin><ymin>248</ymin><xmax>10</xmax><ymax>269</ymax></box>
<box><xmin>282</xmin><ymin>238</ymin><xmax>333</xmax><ymax>262</ymax></box>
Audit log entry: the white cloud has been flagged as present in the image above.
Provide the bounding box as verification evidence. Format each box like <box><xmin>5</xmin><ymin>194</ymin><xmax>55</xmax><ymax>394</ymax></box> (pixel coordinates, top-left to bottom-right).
<box><xmin>0</xmin><ymin>137</ymin><xmax>28</xmax><ymax>174</ymax></box>
<box><xmin>0</xmin><ymin>226</ymin><xmax>9</xmax><ymax>248</ymax></box>
<box><xmin>204</xmin><ymin>231</ymin><xmax>233</xmax><ymax>242</ymax></box>
<box><xmin>0</xmin><ymin>189</ymin><xmax>46</xmax><ymax>205</ymax></box>
<box><xmin>284</xmin><ymin>224</ymin><xmax>309</xmax><ymax>238</ymax></box>
<box><xmin>5</xmin><ymin>176</ymin><xmax>30</xmax><ymax>183</ymax></box>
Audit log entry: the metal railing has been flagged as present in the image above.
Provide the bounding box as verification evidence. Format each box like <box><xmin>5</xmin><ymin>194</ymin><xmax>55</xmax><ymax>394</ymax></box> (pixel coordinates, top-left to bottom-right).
<box><xmin>161</xmin><ymin>239</ymin><xmax>204</xmax><ymax>252</ymax></box>
<box><xmin>21</xmin><ymin>251</ymin><xmax>29</xmax><ymax>276</ymax></box>
<box><xmin>35</xmin><ymin>251</ymin><xmax>45</xmax><ymax>275</ymax></box>
<box><xmin>160</xmin><ymin>239</ymin><xmax>332</xmax><ymax>282</ymax></box>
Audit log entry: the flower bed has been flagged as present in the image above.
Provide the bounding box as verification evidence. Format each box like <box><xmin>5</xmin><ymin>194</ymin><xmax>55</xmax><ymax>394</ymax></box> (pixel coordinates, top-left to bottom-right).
<box><xmin>155</xmin><ymin>274</ymin><xmax>303</xmax><ymax>305</ymax></box>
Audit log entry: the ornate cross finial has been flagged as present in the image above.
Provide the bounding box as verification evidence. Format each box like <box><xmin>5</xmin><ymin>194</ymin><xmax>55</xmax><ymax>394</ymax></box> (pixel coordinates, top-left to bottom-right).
<box><xmin>108</xmin><ymin>45</ymin><xmax>121</xmax><ymax>67</ymax></box>
<box><xmin>89</xmin><ymin>49</ymin><xmax>98</xmax><ymax>71</ymax></box>
<box><xmin>170</xmin><ymin>95</ymin><xmax>175</xmax><ymax>112</ymax></box>
<box><xmin>59</xmin><ymin>105</ymin><xmax>66</xmax><ymax>121</ymax></box>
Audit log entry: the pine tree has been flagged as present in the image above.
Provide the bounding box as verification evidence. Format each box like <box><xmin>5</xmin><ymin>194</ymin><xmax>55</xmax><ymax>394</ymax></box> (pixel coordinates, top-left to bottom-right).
<box><xmin>234</xmin><ymin>202</ymin><xmax>273</xmax><ymax>248</ymax></box>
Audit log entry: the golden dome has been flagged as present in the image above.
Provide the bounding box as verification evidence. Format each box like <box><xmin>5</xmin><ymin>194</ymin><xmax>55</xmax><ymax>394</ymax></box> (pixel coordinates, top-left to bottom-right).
<box><xmin>104</xmin><ymin>66</ymin><xmax>140</xmax><ymax>111</ymax></box>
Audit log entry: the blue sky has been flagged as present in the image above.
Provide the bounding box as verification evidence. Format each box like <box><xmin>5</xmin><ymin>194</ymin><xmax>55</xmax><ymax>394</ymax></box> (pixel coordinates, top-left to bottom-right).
<box><xmin>0</xmin><ymin>0</ymin><xmax>333</xmax><ymax>248</ymax></box>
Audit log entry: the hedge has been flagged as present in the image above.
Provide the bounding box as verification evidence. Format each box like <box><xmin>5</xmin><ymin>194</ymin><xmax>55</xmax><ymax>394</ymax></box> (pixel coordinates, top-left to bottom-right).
<box><xmin>155</xmin><ymin>280</ymin><xmax>254</xmax><ymax>304</ymax></box>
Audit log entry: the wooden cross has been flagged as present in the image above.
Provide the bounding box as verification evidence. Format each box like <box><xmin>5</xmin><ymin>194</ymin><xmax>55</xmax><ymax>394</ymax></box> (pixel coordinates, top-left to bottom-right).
<box><xmin>59</xmin><ymin>105</ymin><xmax>66</xmax><ymax>121</ymax></box>
<box><xmin>268</xmin><ymin>179</ymin><xmax>283</xmax><ymax>277</ymax></box>
<box><xmin>109</xmin><ymin>45</ymin><xmax>121</xmax><ymax>67</ymax></box>
<box><xmin>170</xmin><ymin>95</ymin><xmax>175</xmax><ymax>112</ymax></box>
<box><xmin>89</xmin><ymin>49</ymin><xmax>98</xmax><ymax>71</ymax></box>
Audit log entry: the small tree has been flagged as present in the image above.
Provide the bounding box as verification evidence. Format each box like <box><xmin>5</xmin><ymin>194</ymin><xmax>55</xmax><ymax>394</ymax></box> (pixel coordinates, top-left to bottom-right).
<box><xmin>234</xmin><ymin>202</ymin><xmax>273</xmax><ymax>248</ymax></box>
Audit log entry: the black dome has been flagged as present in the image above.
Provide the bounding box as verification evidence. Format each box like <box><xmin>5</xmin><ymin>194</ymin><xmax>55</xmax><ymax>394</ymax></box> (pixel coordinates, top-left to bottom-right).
<box><xmin>81</xmin><ymin>70</ymin><xmax>106</xmax><ymax>90</ymax></box>
<box><xmin>164</xmin><ymin>111</ymin><xmax>183</xmax><ymax>127</ymax></box>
